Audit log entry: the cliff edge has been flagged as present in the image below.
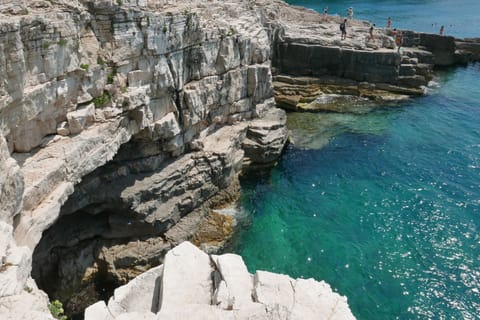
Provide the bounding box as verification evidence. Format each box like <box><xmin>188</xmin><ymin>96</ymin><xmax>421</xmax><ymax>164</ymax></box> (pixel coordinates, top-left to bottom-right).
<box><xmin>85</xmin><ymin>241</ymin><xmax>356</xmax><ymax>320</ymax></box>
<box><xmin>1</xmin><ymin>0</ymin><xmax>288</xmax><ymax>318</ymax></box>
<box><xmin>1</xmin><ymin>0</ymin><xmax>478</xmax><ymax>318</ymax></box>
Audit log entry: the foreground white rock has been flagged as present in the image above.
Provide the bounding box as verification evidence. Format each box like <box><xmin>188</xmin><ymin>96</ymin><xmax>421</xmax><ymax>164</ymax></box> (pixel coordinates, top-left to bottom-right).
<box><xmin>85</xmin><ymin>242</ymin><xmax>356</xmax><ymax>320</ymax></box>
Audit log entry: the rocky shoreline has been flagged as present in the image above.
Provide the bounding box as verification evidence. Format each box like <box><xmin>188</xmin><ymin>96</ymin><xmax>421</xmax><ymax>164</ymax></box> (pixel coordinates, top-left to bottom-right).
<box><xmin>85</xmin><ymin>241</ymin><xmax>355</xmax><ymax>319</ymax></box>
<box><xmin>0</xmin><ymin>0</ymin><xmax>479</xmax><ymax>319</ymax></box>
<box><xmin>267</xmin><ymin>3</ymin><xmax>480</xmax><ymax>112</ymax></box>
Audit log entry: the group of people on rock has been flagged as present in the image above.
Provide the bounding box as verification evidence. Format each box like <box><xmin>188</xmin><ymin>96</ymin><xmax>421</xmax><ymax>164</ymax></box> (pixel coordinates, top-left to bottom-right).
<box><xmin>326</xmin><ymin>7</ymin><xmax>446</xmax><ymax>54</ymax></box>
<box><xmin>335</xmin><ymin>10</ymin><xmax>404</xmax><ymax>52</ymax></box>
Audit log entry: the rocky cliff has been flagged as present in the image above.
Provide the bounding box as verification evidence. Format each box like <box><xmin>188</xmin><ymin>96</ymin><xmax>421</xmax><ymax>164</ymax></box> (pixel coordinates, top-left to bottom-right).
<box><xmin>1</xmin><ymin>0</ymin><xmax>478</xmax><ymax>318</ymax></box>
<box><xmin>265</xmin><ymin>2</ymin><xmax>480</xmax><ymax>112</ymax></box>
<box><xmin>85</xmin><ymin>241</ymin><xmax>356</xmax><ymax>320</ymax></box>
<box><xmin>0</xmin><ymin>0</ymin><xmax>289</xmax><ymax>318</ymax></box>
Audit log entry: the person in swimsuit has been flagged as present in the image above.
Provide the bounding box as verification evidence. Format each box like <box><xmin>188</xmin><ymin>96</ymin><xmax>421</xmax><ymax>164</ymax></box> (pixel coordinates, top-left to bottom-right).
<box><xmin>395</xmin><ymin>29</ymin><xmax>403</xmax><ymax>53</ymax></box>
<box><xmin>340</xmin><ymin>19</ymin><xmax>347</xmax><ymax>40</ymax></box>
<box><xmin>387</xmin><ymin>17</ymin><xmax>392</xmax><ymax>29</ymax></box>
<box><xmin>368</xmin><ymin>24</ymin><xmax>375</xmax><ymax>41</ymax></box>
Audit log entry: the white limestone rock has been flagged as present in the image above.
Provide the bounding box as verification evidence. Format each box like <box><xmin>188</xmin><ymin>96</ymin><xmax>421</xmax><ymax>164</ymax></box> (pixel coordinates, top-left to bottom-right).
<box><xmin>0</xmin><ymin>277</ymin><xmax>53</xmax><ymax>320</ymax></box>
<box><xmin>212</xmin><ymin>280</ymin><xmax>232</xmax><ymax>309</ymax></box>
<box><xmin>159</xmin><ymin>241</ymin><xmax>213</xmax><ymax>310</ymax></box>
<box><xmin>156</xmin><ymin>304</ymin><xmax>235</xmax><ymax>320</ymax></box>
<box><xmin>83</xmin><ymin>242</ymin><xmax>355</xmax><ymax>319</ymax></box>
<box><xmin>107</xmin><ymin>265</ymin><xmax>163</xmax><ymax>316</ymax></box>
<box><xmin>127</xmin><ymin>70</ymin><xmax>153</xmax><ymax>88</ymax></box>
<box><xmin>0</xmin><ymin>134</ymin><xmax>24</xmax><ymax>224</ymax></box>
<box><xmin>0</xmin><ymin>222</ymin><xmax>12</xmax><ymax>265</ymax></box>
<box><xmin>253</xmin><ymin>270</ymin><xmax>295</xmax><ymax>318</ymax></box>
<box><xmin>151</xmin><ymin>112</ymin><xmax>181</xmax><ymax>140</ymax></box>
<box><xmin>0</xmin><ymin>0</ymin><xmax>27</xmax><ymax>15</ymax></box>
<box><xmin>84</xmin><ymin>301</ymin><xmax>114</xmax><ymax>320</ymax></box>
<box><xmin>292</xmin><ymin>278</ymin><xmax>356</xmax><ymax>320</ymax></box>
<box><xmin>116</xmin><ymin>312</ymin><xmax>156</xmax><ymax>320</ymax></box>
<box><xmin>0</xmin><ymin>240</ymin><xmax>32</xmax><ymax>297</ymax></box>
<box><xmin>66</xmin><ymin>103</ymin><xmax>96</xmax><ymax>135</ymax></box>
<box><xmin>56</xmin><ymin>121</ymin><xmax>70</xmax><ymax>136</ymax></box>
<box><xmin>211</xmin><ymin>253</ymin><xmax>255</xmax><ymax>309</ymax></box>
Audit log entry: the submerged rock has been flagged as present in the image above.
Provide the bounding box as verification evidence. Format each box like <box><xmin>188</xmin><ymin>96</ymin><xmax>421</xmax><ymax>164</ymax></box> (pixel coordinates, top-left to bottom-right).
<box><xmin>274</xmin><ymin>75</ymin><xmax>419</xmax><ymax>114</ymax></box>
<box><xmin>85</xmin><ymin>241</ymin><xmax>357</xmax><ymax>320</ymax></box>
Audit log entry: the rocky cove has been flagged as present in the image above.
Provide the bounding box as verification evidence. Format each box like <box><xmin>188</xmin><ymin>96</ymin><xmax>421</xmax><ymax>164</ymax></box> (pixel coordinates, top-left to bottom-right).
<box><xmin>0</xmin><ymin>0</ymin><xmax>479</xmax><ymax>319</ymax></box>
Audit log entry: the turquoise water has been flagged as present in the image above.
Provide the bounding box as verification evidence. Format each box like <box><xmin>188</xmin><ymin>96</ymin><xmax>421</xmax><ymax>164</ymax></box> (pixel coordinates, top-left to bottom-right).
<box><xmin>287</xmin><ymin>0</ymin><xmax>480</xmax><ymax>38</ymax></box>
<box><xmin>231</xmin><ymin>1</ymin><xmax>480</xmax><ymax>319</ymax></box>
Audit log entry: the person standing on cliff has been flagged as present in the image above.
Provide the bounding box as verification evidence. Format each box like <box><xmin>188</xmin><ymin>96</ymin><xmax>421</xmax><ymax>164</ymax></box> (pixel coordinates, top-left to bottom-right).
<box><xmin>368</xmin><ymin>24</ymin><xmax>375</xmax><ymax>41</ymax></box>
<box><xmin>395</xmin><ymin>29</ymin><xmax>403</xmax><ymax>53</ymax></box>
<box><xmin>340</xmin><ymin>19</ymin><xmax>347</xmax><ymax>40</ymax></box>
<box><xmin>347</xmin><ymin>7</ymin><xmax>354</xmax><ymax>23</ymax></box>
<box><xmin>440</xmin><ymin>25</ymin><xmax>445</xmax><ymax>35</ymax></box>
<box><xmin>323</xmin><ymin>6</ymin><xmax>328</xmax><ymax>21</ymax></box>
<box><xmin>387</xmin><ymin>17</ymin><xmax>392</xmax><ymax>29</ymax></box>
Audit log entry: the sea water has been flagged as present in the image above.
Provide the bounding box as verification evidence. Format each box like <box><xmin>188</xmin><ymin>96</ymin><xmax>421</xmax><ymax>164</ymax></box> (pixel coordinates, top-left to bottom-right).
<box><xmin>231</xmin><ymin>1</ymin><xmax>480</xmax><ymax>319</ymax></box>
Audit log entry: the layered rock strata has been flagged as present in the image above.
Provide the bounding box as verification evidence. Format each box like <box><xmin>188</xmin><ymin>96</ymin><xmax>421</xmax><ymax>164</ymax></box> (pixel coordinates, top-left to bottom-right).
<box><xmin>0</xmin><ymin>0</ymin><xmax>288</xmax><ymax>317</ymax></box>
<box><xmin>85</xmin><ymin>241</ymin><xmax>356</xmax><ymax>320</ymax></box>
<box><xmin>261</xmin><ymin>0</ymin><xmax>480</xmax><ymax>111</ymax></box>
<box><xmin>1</xmin><ymin>0</ymin><xmax>478</xmax><ymax>318</ymax></box>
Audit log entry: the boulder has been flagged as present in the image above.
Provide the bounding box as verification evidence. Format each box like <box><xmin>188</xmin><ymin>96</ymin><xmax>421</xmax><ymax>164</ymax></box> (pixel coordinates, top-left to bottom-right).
<box><xmin>292</xmin><ymin>278</ymin><xmax>355</xmax><ymax>320</ymax></box>
<box><xmin>253</xmin><ymin>270</ymin><xmax>295</xmax><ymax>315</ymax></box>
<box><xmin>66</xmin><ymin>103</ymin><xmax>96</xmax><ymax>135</ymax></box>
<box><xmin>159</xmin><ymin>242</ymin><xmax>213</xmax><ymax>310</ymax></box>
<box><xmin>211</xmin><ymin>253</ymin><xmax>254</xmax><ymax>309</ymax></box>
<box><xmin>84</xmin><ymin>242</ymin><xmax>356</xmax><ymax>319</ymax></box>
<box><xmin>107</xmin><ymin>265</ymin><xmax>164</xmax><ymax>316</ymax></box>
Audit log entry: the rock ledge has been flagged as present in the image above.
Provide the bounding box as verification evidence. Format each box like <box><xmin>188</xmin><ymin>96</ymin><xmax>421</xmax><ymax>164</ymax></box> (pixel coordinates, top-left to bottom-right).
<box><xmin>85</xmin><ymin>241</ymin><xmax>356</xmax><ymax>320</ymax></box>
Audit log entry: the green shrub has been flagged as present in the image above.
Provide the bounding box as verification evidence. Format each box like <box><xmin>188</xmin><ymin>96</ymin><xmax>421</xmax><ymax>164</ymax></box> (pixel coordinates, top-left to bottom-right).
<box><xmin>48</xmin><ymin>300</ymin><xmax>67</xmax><ymax>320</ymax></box>
<box><xmin>42</xmin><ymin>42</ymin><xmax>50</xmax><ymax>49</ymax></box>
<box><xmin>93</xmin><ymin>91</ymin><xmax>111</xmax><ymax>108</ymax></box>
<box><xmin>117</xmin><ymin>0</ymin><xmax>123</xmax><ymax>6</ymax></box>
<box><xmin>57</xmin><ymin>38</ymin><xmax>67</xmax><ymax>46</ymax></box>
<box><xmin>227</xmin><ymin>27</ymin><xmax>235</xmax><ymax>36</ymax></box>
<box><xmin>107</xmin><ymin>67</ymin><xmax>118</xmax><ymax>84</ymax></box>
<box><xmin>97</xmin><ymin>56</ymin><xmax>105</xmax><ymax>65</ymax></box>
<box><xmin>80</xmin><ymin>63</ymin><xmax>89</xmax><ymax>70</ymax></box>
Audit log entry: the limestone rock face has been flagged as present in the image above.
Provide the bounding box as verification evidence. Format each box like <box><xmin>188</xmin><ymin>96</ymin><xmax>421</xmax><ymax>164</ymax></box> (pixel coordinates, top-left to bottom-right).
<box><xmin>107</xmin><ymin>265</ymin><xmax>163</xmax><ymax>316</ymax></box>
<box><xmin>160</xmin><ymin>242</ymin><xmax>213</xmax><ymax>310</ymax></box>
<box><xmin>263</xmin><ymin>0</ymin><xmax>479</xmax><ymax>109</ymax></box>
<box><xmin>455</xmin><ymin>38</ymin><xmax>480</xmax><ymax>62</ymax></box>
<box><xmin>85</xmin><ymin>241</ymin><xmax>357</xmax><ymax>320</ymax></box>
<box><xmin>242</xmin><ymin>107</ymin><xmax>288</xmax><ymax>164</ymax></box>
<box><xmin>4</xmin><ymin>0</ymin><xmax>475</xmax><ymax>318</ymax></box>
<box><xmin>1</xmin><ymin>0</ymin><xmax>288</xmax><ymax>317</ymax></box>
<box><xmin>0</xmin><ymin>277</ymin><xmax>53</xmax><ymax>320</ymax></box>
<box><xmin>0</xmin><ymin>134</ymin><xmax>23</xmax><ymax>224</ymax></box>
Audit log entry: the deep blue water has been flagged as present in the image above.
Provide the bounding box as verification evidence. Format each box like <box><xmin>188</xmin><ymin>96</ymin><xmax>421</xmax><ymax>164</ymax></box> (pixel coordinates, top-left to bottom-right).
<box><xmin>231</xmin><ymin>1</ymin><xmax>480</xmax><ymax>319</ymax></box>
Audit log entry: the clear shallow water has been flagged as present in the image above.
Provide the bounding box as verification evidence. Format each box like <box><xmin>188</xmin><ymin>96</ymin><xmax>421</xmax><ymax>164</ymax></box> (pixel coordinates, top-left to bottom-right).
<box><xmin>233</xmin><ymin>65</ymin><xmax>480</xmax><ymax>319</ymax></box>
<box><xmin>231</xmin><ymin>1</ymin><xmax>480</xmax><ymax>318</ymax></box>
